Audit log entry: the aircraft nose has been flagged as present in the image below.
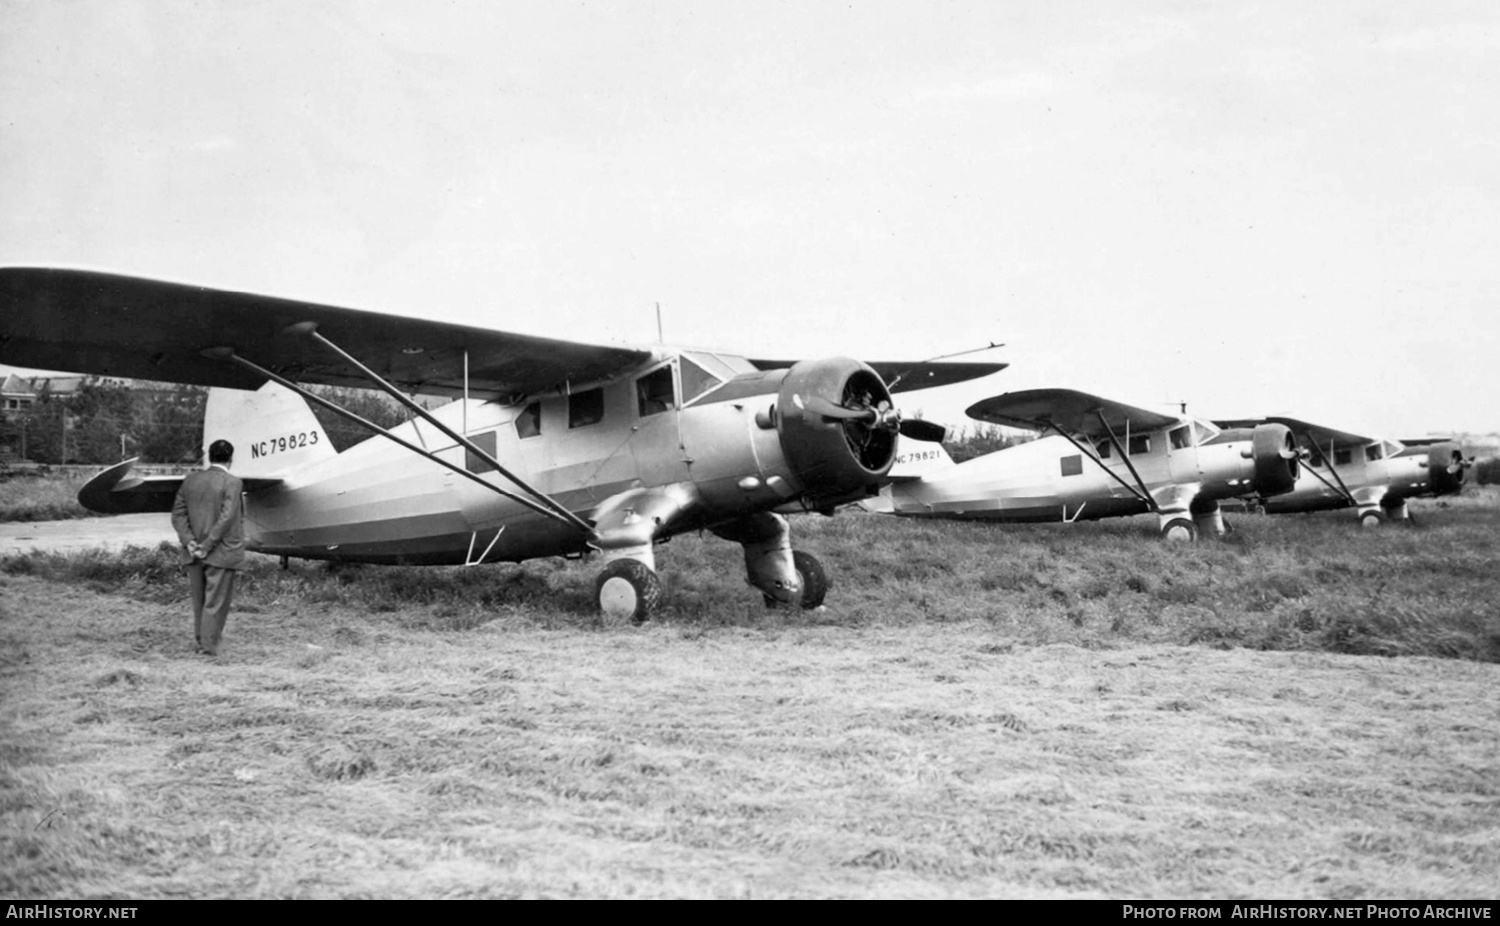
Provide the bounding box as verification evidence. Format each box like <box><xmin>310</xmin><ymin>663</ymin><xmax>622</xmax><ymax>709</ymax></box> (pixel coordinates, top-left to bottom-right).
<box><xmin>1249</xmin><ymin>423</ymin><xmax>1300</xmax><ymax>496</ymax></box>
<box><xmin>773</xmin><ymin>357</ymin><xmax>900</xmax><ymax>507</ymax></box>
<box><xmin>1428</xmin><ymin>445</ymin><xmax>1468</xmax><ymax>494</ymax></box>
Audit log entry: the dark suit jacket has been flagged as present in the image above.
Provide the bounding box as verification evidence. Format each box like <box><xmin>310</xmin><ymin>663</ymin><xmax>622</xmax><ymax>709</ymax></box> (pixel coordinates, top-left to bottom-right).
<box><xmin>171</xmin><ymin>466</ymin><xmax>246</xmax><ymax>569</ymax></box>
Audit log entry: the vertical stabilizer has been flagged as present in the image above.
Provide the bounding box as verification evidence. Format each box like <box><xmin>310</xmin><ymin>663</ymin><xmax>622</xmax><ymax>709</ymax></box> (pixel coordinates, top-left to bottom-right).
<box><xmin>887</xmin><ymin>439</ymin><xmax>957</xmax><ymax>481</ymax></box>
<box><xmin>203</xmin><ymin>381</ymin><xmax>336</xmax><ymax>478</ymax></box>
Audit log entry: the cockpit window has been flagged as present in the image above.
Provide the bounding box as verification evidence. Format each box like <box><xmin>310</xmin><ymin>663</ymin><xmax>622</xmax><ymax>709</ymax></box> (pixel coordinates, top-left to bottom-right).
<box><xmin>514</xmin><ymin>402</ymin><xmax>541</xmax><ymax>439</ymax></box>
<box><xmin>1169</xmin><ymin>426</ymin><xmax>1191</xmax><ymax>450</ymax></box>
<box><xmin>680</xmin><ymin>353</ymin><xmax>730</xmax><ymax>404</ymax></box>
<box><xmin>1365</xmin><ymin>443</ymin><xmax>1384</xmax><ymax>462</ymax></box>
<box><xmin>637</xmin><ymin>366</ymin><xmax>675</xmax><ymax>417</ymax></box>
<box><xmin>568</xmin><ymin>388</ymin><xmax>604</xmax><ymax>429</ymax></box>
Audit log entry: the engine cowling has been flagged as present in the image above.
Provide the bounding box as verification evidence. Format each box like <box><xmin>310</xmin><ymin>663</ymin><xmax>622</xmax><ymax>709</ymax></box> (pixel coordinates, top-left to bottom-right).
<box><xmin>1250</xmin><ymin>423</ymin><xmax>1301</xmax><ymax>496</ymax></box>
<box><xmin>1427</xmin><ymin>443</ymin><xmax>1468</xmax><ymax>496</ymax></box>
<box><xmin>774</xmin><ymin>357</ymin><xmax>899</xmax><ymax>508</ymax></box>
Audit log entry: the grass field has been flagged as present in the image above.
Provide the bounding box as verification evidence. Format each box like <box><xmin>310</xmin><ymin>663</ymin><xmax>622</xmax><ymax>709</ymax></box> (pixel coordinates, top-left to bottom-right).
<box><xmin>0</xmin><ymin>471</ymin><xmax>93</xmax><ymax>522</ymax></box>
<box><xmin>2</xmin><ymin>490</ymin><xmax>1497</xmax><ymax>898</ymax></box>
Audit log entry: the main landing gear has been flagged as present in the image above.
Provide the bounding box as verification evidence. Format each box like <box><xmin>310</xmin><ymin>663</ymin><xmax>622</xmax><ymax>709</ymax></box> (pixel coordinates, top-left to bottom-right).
<box><xmin>595</xmin><ymin>559</ymin><xmax>663</xmax><ymax>624</ymax></box>
<box><xmin>593</xmin><ymin>512</ymin><xmax>832</xmax><ymax>623</ymax></box>
<box><xmin>765</xmin><ymin>550</ymin><xmax>829</xmax><ymax>609</ymax></box>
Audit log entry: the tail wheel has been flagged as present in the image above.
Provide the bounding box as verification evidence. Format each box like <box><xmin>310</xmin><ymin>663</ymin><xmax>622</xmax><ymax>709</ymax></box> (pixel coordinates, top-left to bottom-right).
<box><xmin>1358</xmin><ymin>511</ymin><xmax>1384</xmax><ymax>529</ymax></box>
<box><xmin>595</xmin><ymin>559</ymin><xmax>662</xmax><ymax>624</ymax></box>
<box><xmin>1161</xmin><ymin>518</ymin><xmax>1198</xmax><ymax>542</ymax></box>
<box><xmin>764</xmin><ymin>550</ymin><xmax>830</xmax><ymax>609</ymax></box>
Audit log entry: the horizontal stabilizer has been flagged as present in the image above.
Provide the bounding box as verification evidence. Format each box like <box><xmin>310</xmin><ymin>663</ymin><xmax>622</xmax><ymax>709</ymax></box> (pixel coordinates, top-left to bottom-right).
<box><xmin>77</xmin><ymin>458</ymin><xmax>279</xmax><ymax>515</ymax></box>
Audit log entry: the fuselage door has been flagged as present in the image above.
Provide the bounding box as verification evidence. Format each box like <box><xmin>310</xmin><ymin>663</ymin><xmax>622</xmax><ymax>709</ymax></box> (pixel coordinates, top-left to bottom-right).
<box><xmin>629</xmin><ymin>361</ymin><xmax>690</xmax><ymax>487</ymax></box>
<box><xmin>1166</xmin><ymin>422</ymin><xmax>1202</xmax><ymax>484</ymax></box>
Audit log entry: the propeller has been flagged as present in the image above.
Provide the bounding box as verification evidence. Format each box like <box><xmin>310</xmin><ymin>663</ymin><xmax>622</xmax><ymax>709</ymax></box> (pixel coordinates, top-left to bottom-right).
<box><xmin>803</xmin><ymin>395</ymin><xmax>947</xmax><ymax>443</ymax></box>
<box><xmin>1280</xmin><ymin>431</ymin><xmax>1300</xmax><ymax>460</ymax></box>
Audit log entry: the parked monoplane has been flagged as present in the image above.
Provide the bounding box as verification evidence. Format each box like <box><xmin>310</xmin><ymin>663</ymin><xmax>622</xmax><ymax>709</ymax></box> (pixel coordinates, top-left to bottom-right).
<box><xmin>865</xmin><ymin>388</ymin><xmax>1300</xmax><ymax>540</ymax></box>
<box><xmin>1</xmin><ymin>267</ymin><xmax>1002</xmax><ymax>619</ymax></box>
<box><xmin>1213</xmin><ymin>417</ymin><xmax>1470</xmax><ymax>525</ymax></box>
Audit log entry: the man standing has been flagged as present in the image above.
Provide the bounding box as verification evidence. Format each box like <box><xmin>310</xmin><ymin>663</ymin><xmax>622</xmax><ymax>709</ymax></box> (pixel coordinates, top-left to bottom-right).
<box><xmin>171</xmin><ymin>439</ymin><xmax>246</xmax><ymax>656</ymax></box>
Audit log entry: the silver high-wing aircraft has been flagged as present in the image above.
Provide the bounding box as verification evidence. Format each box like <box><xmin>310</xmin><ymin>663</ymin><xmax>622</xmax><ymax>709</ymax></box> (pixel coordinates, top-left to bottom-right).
<box><xmin>1</xmin><ymin>267</ymin><xmax>1002</xmax><ymax>620</ymax></box>
<box><xmin>1213</xmin><ymin>417</ymin><xmax>1470</xmax><ymax>525</ymax></box>
<box><xmin>865</xmin><ymin>389</ymin><xmax>1301</xmax><ymax>540</ymax></box>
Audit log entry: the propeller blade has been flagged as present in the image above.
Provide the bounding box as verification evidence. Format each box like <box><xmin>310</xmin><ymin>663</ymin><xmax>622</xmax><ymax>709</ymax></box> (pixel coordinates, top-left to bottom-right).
<box><xmin>803</xmin><ymin>395</ymin><xmax>873</xmax><ymax>421</ymax></box>
<box><xmin>899</xmin><ymin>419</ymin><xmax>948</xmax><ymax>443</ymax></box>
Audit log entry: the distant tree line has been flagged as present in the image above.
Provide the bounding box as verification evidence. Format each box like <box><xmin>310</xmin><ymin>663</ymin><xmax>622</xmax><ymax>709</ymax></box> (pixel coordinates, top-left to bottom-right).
<box><xmin>942</xmin><ymin>423</ymin><xmax>1033</xmax><ymax>463</ymax></box>
<box><xmin>1</xmin><ymin>379</ymin><xmax>413</xmax><ymax>465</ymax></box>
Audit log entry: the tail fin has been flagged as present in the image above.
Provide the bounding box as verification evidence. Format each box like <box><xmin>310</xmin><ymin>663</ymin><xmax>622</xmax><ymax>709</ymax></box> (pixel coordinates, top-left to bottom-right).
<box><xmin>203</xmin><ymin>381</ymin><xmax>336</xmax><ymax>478</ymax></box>
<box><xmin>886</xmin><ymin>439</ymin><xmax>957</xmax><ymax>482</ymax></box>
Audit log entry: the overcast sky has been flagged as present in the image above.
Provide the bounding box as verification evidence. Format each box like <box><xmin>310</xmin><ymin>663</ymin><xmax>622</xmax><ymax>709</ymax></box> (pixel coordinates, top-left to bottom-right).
<box><xmin>3</xmin><ymin>1</ymin><xmax>1496</xmax><ymax>438</ymax></box>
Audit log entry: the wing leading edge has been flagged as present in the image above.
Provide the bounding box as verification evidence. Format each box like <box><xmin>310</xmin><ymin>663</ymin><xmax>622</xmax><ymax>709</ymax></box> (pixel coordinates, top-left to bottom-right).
<box><xmin>0</xmin><ymin>267</ymin><xmax>654</xmax><ymax>400</ymax></box>
<box><xmin>749</xmin><ymin>359</ymin><xmax>1006</xmax><ymax>393</ymax></box>
<box><xmin>967</xmin><ymin>388</ymin><xmax>1181</xmax><ymax>438</ymax></box>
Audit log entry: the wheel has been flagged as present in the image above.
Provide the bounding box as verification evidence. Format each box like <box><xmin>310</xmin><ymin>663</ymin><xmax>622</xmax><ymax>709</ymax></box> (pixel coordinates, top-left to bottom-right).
<box><xmin>595</xmin><ymin>559</ymin><xmax>662</xmax><ymax>624</ymax></box>
<box><xmin>792</xmin><ymin>550</ymin><xmax>829</xmax><ymax>609</ymax></box>
<box><xmin>764</xmin><ymin>550</ymin><xmax>830</xmax><ymax>609</ymax></box>
<box><xmin>1358</xmin><ymin>510</ymin><xmax>1384</xmax><ymax>528</ymax></box>
<box><xmin>1161</xmin><ymin>518</ymin><xmax>1198</xmax><ymax>542</ymax></box>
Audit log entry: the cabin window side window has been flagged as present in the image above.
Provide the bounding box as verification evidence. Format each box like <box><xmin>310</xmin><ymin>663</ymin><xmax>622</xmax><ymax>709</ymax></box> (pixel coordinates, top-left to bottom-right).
<box><xmin>680</xmin><ymin>355</ymin><xmax>726</xmax><ymax>404</ymax></box>
<box><xmin>568</xmin><ymin>389</ymin><xmax>604</xmax><ymax>429</ymax></box>
<box><xmin>1094</xmin><ymin>440</ymin><xmax>1111</xmax><ymax>459</ymax></box>
<box><xmin>1128</xmin><ymin>434</ymin><xmax>1151</xmax><ymax>455</ymax></box>
<box><xmin>636</xmin><ymin>366</ymin><xmax>676</xmax><ymax>417</ymax></box>
<box><xmin>513</xmin><ymin>402</ymin><xmax>541</xmax><ymax>439</ymax></box>
<box><xmin>1333</xmin><ymin>448</ymin><xmax>1353</xmax><ymax>466</ymax></box>
<box><xmin>466</xmin><ymin>430</ymin><xmax>499</xmax><ymax>474</ymax></box>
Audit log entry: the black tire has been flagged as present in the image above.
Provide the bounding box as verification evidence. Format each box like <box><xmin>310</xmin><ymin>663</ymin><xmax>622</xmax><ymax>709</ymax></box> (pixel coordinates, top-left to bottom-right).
<box><xmin>763</xmin><ymin>550</ymin><xmax>830</xmax><ymax>609</ymax></box>
<box><xmin>1160</xmin><ymin>518</ymin><xmax>1198</xmax><ymax>542</ymax></box>
<box><xmin>792</xmin><ymin>550</ymin><xmax>829</xmax><ymax>609</ymax></box>
<box><xmin>1358</xmin><ymin>510</ymin><xmax>1384</xmax><ymax>529</ymax></box>
<box><xmin>595</xmin><ymin>559</ymin><xmax>662</xmax><ymax>624</ymax></box>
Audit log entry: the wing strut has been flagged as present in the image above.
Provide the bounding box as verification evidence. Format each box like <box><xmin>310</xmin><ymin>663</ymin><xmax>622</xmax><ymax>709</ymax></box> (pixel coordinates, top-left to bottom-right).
<box><xmin>1044</xmin><ymin>423</ymin><xmax>1158</xmax><ymax>510</ymax></box>
<box><xmin>1297</xmin><ymin>430</ymin><xmax>1358</xmax><ymax>506</ymax></box>
<box><xmin>1089</xmin><ymin>410</ymin><xmax>1158</xmax><ymax>510</ymax></box>
<box><xmin>212</xmin><ymin>349</ymin><xmax>598</xmax><ymax>538</ymax></box>
<box><xmin>288</xmin><ymin>324</ymin><xmax>596</xmax><ymax>535</ymax></box>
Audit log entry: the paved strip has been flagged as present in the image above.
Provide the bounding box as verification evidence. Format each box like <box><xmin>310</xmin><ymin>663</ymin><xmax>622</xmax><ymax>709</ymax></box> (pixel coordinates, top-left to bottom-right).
<box><xmin>0</xmin><ymin>514</ymin><xmax>176</xmax><ymax>555</ymax></box>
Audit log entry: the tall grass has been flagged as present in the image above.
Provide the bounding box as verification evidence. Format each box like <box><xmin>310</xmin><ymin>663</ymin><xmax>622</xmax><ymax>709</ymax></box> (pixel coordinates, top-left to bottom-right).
<box><xmin>0</xmin><ymin>472</ymin><xmax>92</xmax><ymax>521</ymax></box>
<box><xmin>3</xmin><ymin>491</ymin><xmax>1498</xmax><ymax>898</ymax></box>
<box><xmin>5</xmin><ymin>488</ymin><xmax>1497</xmax><ymax>661</ymax></box>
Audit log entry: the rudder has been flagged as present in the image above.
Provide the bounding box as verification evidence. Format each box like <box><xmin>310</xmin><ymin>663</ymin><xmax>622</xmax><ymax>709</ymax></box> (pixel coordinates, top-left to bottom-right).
<box><xmin>203</xmin><ymin>381</ymin><xmax>336</xmax><ymax>478</ymax></box>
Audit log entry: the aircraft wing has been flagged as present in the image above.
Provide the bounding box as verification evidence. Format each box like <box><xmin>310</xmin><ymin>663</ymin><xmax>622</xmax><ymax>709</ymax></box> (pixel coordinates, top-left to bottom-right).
<box><xmin>966</xmin><ymin>388</ymin><xmax>1180</xmax><ymax>438</ymax></box>
<box><xmin>1395</xmin><ymin>437</ymin><xmax>1457</xmax><ymax>448</ymax></box>
<box><xmin>1215</xmin><ymin>416</ymin><xmax>1377</xmax><ymax>450</ymax></box>
<box><xmin>77</xmin><ymin>458</ymin><xmax>281</xmax><ymax>515</ymax></box>
<box><xmin>749</xmin><ymin>359</ymin><xmax>1006</xmax><ymax>393</ymax></box>
<box><xmin>0</xmin><ymin>267</ymin><xmax>654</xmax><ymax>400</ymax></box>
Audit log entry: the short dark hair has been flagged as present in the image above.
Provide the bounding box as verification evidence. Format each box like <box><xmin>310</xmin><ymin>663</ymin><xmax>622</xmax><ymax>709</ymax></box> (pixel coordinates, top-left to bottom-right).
<box><xmin>208</xmin><ymin>439</ymin><xmax>234</xmax><ymax>464</ymax></box>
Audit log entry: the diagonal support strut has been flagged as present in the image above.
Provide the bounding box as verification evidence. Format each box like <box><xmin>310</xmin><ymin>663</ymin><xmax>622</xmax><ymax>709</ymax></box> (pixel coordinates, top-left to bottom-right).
<box><xmin>208</xmin><ymin>347</ymin><xmax>596</xmax><ymax>539</ymax></box>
